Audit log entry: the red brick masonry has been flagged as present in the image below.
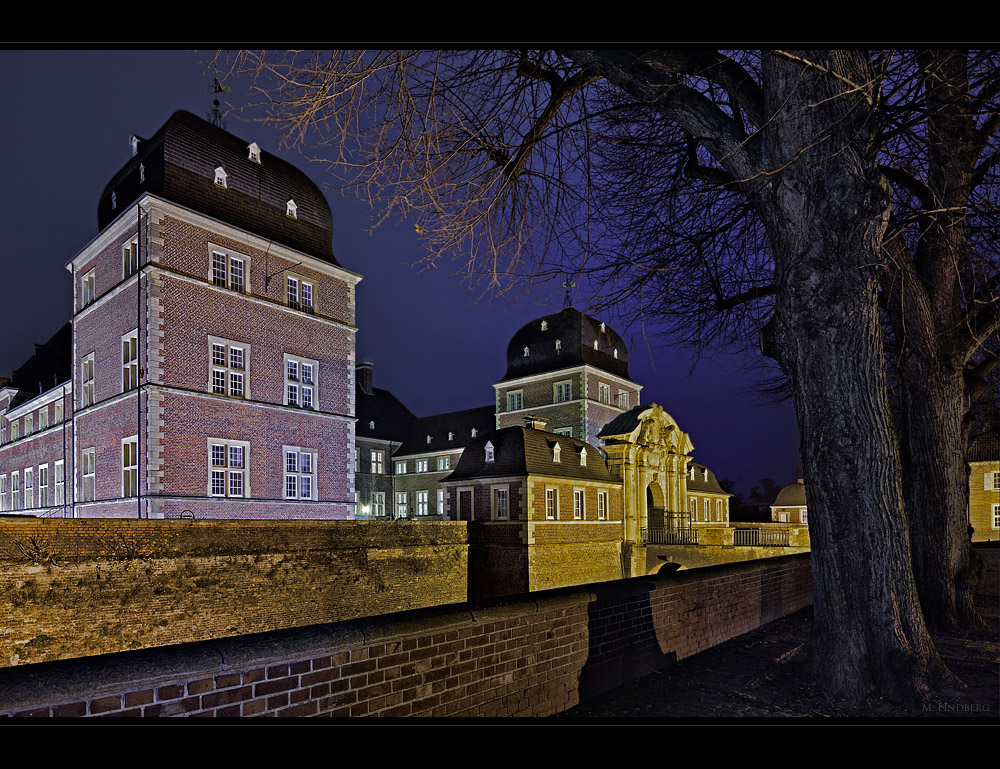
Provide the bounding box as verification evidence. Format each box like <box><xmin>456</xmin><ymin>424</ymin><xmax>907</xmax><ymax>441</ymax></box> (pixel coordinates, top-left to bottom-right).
<box><xmin>0</xmin><ymin>553</ymin><xmax>812</xmax><ymax>717</ymax></box>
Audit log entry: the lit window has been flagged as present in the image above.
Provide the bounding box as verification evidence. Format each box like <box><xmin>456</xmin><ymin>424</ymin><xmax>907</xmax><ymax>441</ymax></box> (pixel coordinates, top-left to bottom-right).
<box><xmin>54</xmin><ymin>460</ymin><xmax>64</xmax><ymax>506</ymax></box>
<box><xmin>39</xmin><ymin>408</ymin><xmax>48</xmax><ymax>431</ymax></box>
<box><xmin>286</xmin><ymin>199</ymin><xmax>298</xmax><ymax>218</ymax></box>
<box><xmin>55</xmin><ymin>400</ymin><xmax>63</xmax><ymax>423</ymax></box>
<box><xmin>122</xmin><ymin>437</ymin><xmax>138</xmax><ymax>497</ymax></box>
<box><xmin>372</xmin><ymin>491</ymin><xmax>385</xmax><ymax>517</ymax></box>
<box><xmin>438</xmin><ymin>456</ymin><xmax>450</xmax><ymax>471</ymax></box>
<box><xmin>396</xmin><ymin>461</ymin><xmax>407</xmax><ymax>475</ymax></box>
<box><xmin>396</xmin><ymin>491</ymin><xmax>408</xmax><ymax>518</ymax></box>
<box><xmin>214</xmin><ymin>166</ymin><xmax>227</xmax><ymax>187</ymax></box>
<box><xmin>284</xmin><ymin>447</ymin><xmax>317</xmax><ymax>500</ymax></box>
<box><xmin>416</xmin><ymin>459</ymin><xmax>428</xmax><ymax>473</ymax></box>
<box><xmin>212</xmin><ymin>251</ymin><xmax>227</xmax><ymax>286</ymax></box>
<box><xmin>416</xmin><ymin>490</ymin><xmax>429</xmax><ymax>516</ymax></box>
<box><xmin>493</xmin><ymin>487</ymin><xmax>509</xmax><ymax>521</ymax></box>
<box><xmin>0</xmin><ymin>475</ymin><xmax>6</xmax><ymax>512</ymax></box>
<box><xmin>371</xmin><ymin>450</ymin><xmax>384</xmax><ymax>474</ymax></box>
<box><xmin>507</xmin><ymin>390</ymin><xmax>523</xmax><ymax>411</ymax></box>
<box><xmin>208</xmin><ymin>440</ymin><xmax>248</xmax><ymax>498</ymax></box>
<box><xmin>123</xmin><ymin>236</ymin><xmax>139</xmax><ymax>279</ymax></box>
<box><xmin>248</xmin><ymin>142</ymin><xmax>261</xmax><ymax>163</ymax></box>
<box><xmin>554</xmin><ymin>381</ymin><xmax>571</xmax><ymax>403</ymax></box>
<box><xmin>574</xmin><ymin>489</ymin><xmax>585</xmax><ymax>520</ymax></box>
<box><xmin>546</xmin><ymin>488</ymin><xmax>558</xmax><ymax>520</ymax></box>
<box><xmin>617</xmin><ymin>390</ymin><xmax>629</xmax><ymax>409</ymax></box>
<box><xmin>579</xmin><ymin>447</ymin><xmax>587</xmax><ymax>466</ymax></box>
<box><xmin>485</xmin><ymin>441</ymin><xmax>495</xmax><ymax>462</ymax></box>
<box><xmin>598</xmin><ymin>490</ymin><xmax>608</xmax><ymax>520</ymax></box>
<box><xmin>598</xmin><ymin>383</ymin><xmax>611</xmax><ymax>404</ymax></box>
<box><xmin>122</xmin><ymin>330</ymin><xmax>138</xmax><ymax>392</ymax></box>
<box><xmin>82</xmin><ymin>449</ymin><xmax>95</xmax><ymax>502</ymax></box>
<box><xmin>437</xmin><ymin>489</ymin><xmax>444</xmax><ymax>515</ymax></box>
<box><xmin>82</xmin><ymin>353</ymin><xmax>95</xmax><ymax>408</ymax></box>
<box><xmin>285</xmin><ymin>354</ymin><xmax>318</xmax><ymax>409</ymax></box>
<box><xmin>25</xmin><ymin>415</ymin><xmax>32</xmax><ymax>436</ymax></box>
<box><xmin>24</xmin><ymin>468</ymin><xmax>33</xmax><ymax>510</ymax></box>
<box><xmin>11</xmin><ymin>471</ymin><xmax>20</xmax><ymax>510</ymax></box>
<box><xmin>209</xmin><ymin>337</ymin><xmax>249</xmax><ymax>399</ymax></box>
<box><xmin>690</xmin><ymin>497</ymin><xmax>698</xmax><ymax>517</ymax></box>
<box><xmin>82</xmin><ymin>269</ymin><xmax>96</xmax><ymax>307</ymax></box>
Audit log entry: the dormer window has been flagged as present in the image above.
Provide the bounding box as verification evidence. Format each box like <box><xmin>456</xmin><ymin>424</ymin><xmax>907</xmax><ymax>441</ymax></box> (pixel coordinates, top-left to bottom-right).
<box><xmin>130</xmin><ymin>135</ymin><xmax>140</xmax><ymax>157</ymax></box>
<box><xmin>286</xmin><ymin>199</ymin><xmax>298</xmax><ymax>218</ymax></box>
<box><xmin>471</xmin><ymin>428</ymin><xmax>478</xmax><ymax>438</ymax></box>
<box><xmin>540</xmin><ymin>320</ymin><xmax>548</xmax><ymax>331</ymax></box>
<box><xmin>703</xmin><ymin>468</ymin><xmax>709</xmax><ymax>481</ymax></box>
<box><xmin>214</xmin><ymin>167</ymin><xmax>228</xmax><ymax>188</ymax></box>
<box><xmin>139</xmin><ymin>163</ymin><xmax>145</xmax><ymax>183</ymax></box>
<box><xmin>555</xmin><ymin>340</ymin><xmax>562</xmax><ymax>353</ymax></box>
<box><xmin>111</xmin><ymin>191</ymin><xmax>117</xmax><ymax>210</ymax></box>
<box><xmin>579</xmin><ymin>447</ymin><xmax>587</xmax><ymax>466</ymax></box>
<box><xmin>369</xmin><ymin>420</ymin><xmax>375</xmax><ymax>430</ymax></box>
<box><xmin>485</xmin><ymin>441</ymin><xmax>495</xmax><ymax>462</ymax></box>
<box><xmin>553</xmin><ymin>443</ymin><xmax>561</xmax><ymax>463</ymax></box>
<box><xmin>593</xmin><ymin>340</ymin><xmax>598</xmax><ymax>350</ymax></box>
<box><xmin>613</xmin><ymin>349</ymin><xmax>619</xmax><ymax>359</ymax></box>
<box><xmin>600</xmin><ymin>322</ymin><xmax>606</xmax><ymax>333</ymax></box>
<box><xmin>689</xmin><ymin>465</ymin><xmax>695</xmax><ymax>480</ymax></box>
<box><xmin>523</xmin><ymin>346</ymin><xmax>530</xmax><ymax>357</ymax></box>
<box><xmin>448</xmin><ymin>431</ymin><xmax>454</xmax><ymax>441</ymax></box>
<box><xmin>426</xmin><ymin>435</ymin><xmax>432</xmax><ymax>445</ymax></box>
<box><xmin>248</xmin><ymin>142</ymin><xmax>261</xmax><ymax>164</ymax></box>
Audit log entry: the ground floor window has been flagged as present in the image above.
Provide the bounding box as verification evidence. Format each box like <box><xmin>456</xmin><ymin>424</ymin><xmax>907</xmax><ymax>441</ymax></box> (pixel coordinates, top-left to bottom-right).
<box><xmin>38</xmin><ymin>464</ymin><xmax>49</xmax><ymax>507</ymax></box>
<box><xmin>54</xmin><ymin>460</ymin><xmax>65</xmax><ymax>506</ymax></box>
<box><xmin>396</xmin><ymin>491</ymin><xmax>408</xmax><ymax>518</ymax></box>
<box><xmin>416</xmin><ymin>490</ymin><xmax>429</xmax><ymax>516</ymax></box>
<box><xmin>82</xmin><ymin>449</ymin><xmax>95</xmax><ymax>501</ymax></box>
<box><xmin>284</xmin><ymin>447</ymin><xmax>317</xmax><ymax>500</ymax></box>
<box><xmin>598</xmin><ymin>490</ymin><xmax>608</xmax><ymax>520</ymax></box>
<box><xmin>372</xmin><ymin>491</ymin><xmax>385</xmax><ymax>517</ymax></box>
<box><xmin>546</xmin><ymin>487</ymin><xmax>558</xmax><ymax>520</ymax></box>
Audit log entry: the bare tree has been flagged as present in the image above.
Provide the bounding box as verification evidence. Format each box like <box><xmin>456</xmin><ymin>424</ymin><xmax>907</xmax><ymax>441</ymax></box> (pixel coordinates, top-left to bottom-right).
<box><xmin>220</xmin><ymin>49</ymin><xmax>988</xmax><ymax>703</ymax></box>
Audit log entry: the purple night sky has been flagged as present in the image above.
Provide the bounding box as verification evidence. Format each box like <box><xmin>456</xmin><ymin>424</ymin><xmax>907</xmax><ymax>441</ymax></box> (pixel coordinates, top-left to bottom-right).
<box><xmin>0</xmin><ymin>49</ymin><xmax>801</xmax><ymax>495</ymax></box>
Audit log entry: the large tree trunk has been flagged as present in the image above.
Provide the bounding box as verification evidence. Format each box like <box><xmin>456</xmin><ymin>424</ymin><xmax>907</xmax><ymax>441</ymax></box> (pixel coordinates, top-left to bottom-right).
<box><xmin>757</xmin><ymin>50</ymin><xmax>952</xmax><ymax>701</ymax></box>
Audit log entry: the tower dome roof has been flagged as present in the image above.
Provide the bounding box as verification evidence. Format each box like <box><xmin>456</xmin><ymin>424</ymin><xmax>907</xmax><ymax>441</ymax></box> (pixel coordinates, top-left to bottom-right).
<box><xmin>773</xmin><ymin>479</ymin><xmax>807</xmax><ymax>508</ymax></box>
<box><xmin>500</xmin><ymin>307</ymin><xmax>630</xmax><ymax>382</ymax></box>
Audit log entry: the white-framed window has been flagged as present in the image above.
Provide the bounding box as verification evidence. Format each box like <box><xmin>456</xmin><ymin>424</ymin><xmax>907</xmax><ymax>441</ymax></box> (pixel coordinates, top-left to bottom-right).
<box><xmin>437</xmin><ymin>488</ymin><xmax>444</xmax><ymax>515</ymax></box>
<box><xmin>416</xmin><ymin>459</ymin><xmax>428</xmax><ymax>473</ymax></box>
<box><xmin>248</xmin><ymin>142</ymin><xmax>261</xmax><ymax>164</ymax></box>
<box><xmin>11</xmin><ymin>471</ymin><xmax>20</xmax><ymax>510</ymax></box>
<box><xmin>579</xmin><ymin>447</ymin><xmax>587</xmax><ymax>466</ymax></box>
<box><xmin>286</xmin><ymin>275</ymin><xmax>316</xmax><ymax>314</ymax></box>
<box><xmin>438</xmin><ymin>456</ymin><xmax>450</xmax><ymax>471</ymax></box>
<box><xmin>214</xmin><ymin>166</ymin><xmax>227</xmax><ymax>187</ymax></box>
<box><xmin>485</xmin><ymin>441</ymin><xmax>495</xmax><ymax>462</ymax></box>
<box><xmin>0</xmin><ymin>475</ymin><xmax>6</xmax><ymax>511</ymax></box>
<box><xmin>24</xmin><ymin>468</ymin><xmax>33</xmax><ymax>509</ymax></box>
<box><xmin>598</xmin><ymin>490</ymin><xmax>608</xmax><ymax>520</ymax></box>
<box><xmin>122</xmin><ymin>436</ymin><xmax>138</xmax><ymax>497</ymax></box>
<box><xmin>1</xmin><ymin>422</ymin><xmax>5</xmax><ymax>444</ymax></box>
<box><xmin>81</xmin><ymin>448</ymin><xmax>95</xmax><ymax>502</ymax></box>
<box><xmin>492</xmin><ymin>486</ymin><xmax>509</xmax><ymax>521</ymax></box>
<box><xmin>545</xmin><ymin>487</ymin><xmax>558</xmax><ymax>520</ymax></box>
<box><xmin>555</xmin><ymin>339</ymin><xmax>562</xmax><ymax>352</ymax></box>
<box><xmin>38</xmin><ymin>464</ymin><xmax>49</xmax><ymax>508</ymax></box>
<box><xmin>372</xmin><ymin>491</ymin><xmax>385</xmax><ymax>517</ymax></box>
<box><xmin>371</xmin><ymin>450</ymin><xmax>384</xmax><ymax>474</ymax></box>
<box><xmin>506</xmin><ymin>390</ymin><xmax>523</xmax><ymax>411</ymax></box>
<box><xmin>617</xmin><ymin>390</ymin><xmax>629</xmax><ymax>409</ymax></box>
<box><xmin>284</xmin><ymin>447</ymin><xmax>317</xmax><ymax>500</ymax></box>
<box><xmin>801</xmin><ymin>509</ymin><xmax>808</xmax><ymax>524</ymax></box>
<box><xmin>717</xmin><ymin>499</ymin><xmax>724</xmax><ymax>522</ymax></box>
<box><xmin>82</xmin><ymin>269</ymin><xmax>96</xmax><ymax>307</ymax></box>
<box><xmin>471</xmin><ymin>428</ymin><xmax>478</xmax><ymax>438</ymax></box>
<box><xmin>540</xmin><ymin>320</ymin><xmax>548</xmax><ymax>331</ymax></box>
<box><xmin>122</xmin><ymin>330</ymin><xmax>138</xmax><ymax>392</ymax></box>
<box><xmin>523</xmin><ymin>346</ymin><xmax>530</xmax><ymax>357</ymax></box>
<box><xmin>230</xmin><ymin>256</ymin><xmax>245</xmax><ymax>293</ymax></box>
<box><xmin>209</xmin><ymin>336</ymin><xmax>249</xmax><ymax>399</ymax></box>
<box><xmin>82</xmin><ymin>353</ymin><xmax>95</xmax><ymax>407</ymax></box>
<box><xmin>416</xmin><ymin>490</ymin><xmax>429</xmax><ymax>516</ymax></box>
<box><xmin>208</xmin><ymin>439</ymin><xmax>249</xmax><ymax>498</ymax></box>
<box><xmin>690</xmin><ymin>497</ymin><xmax>698</xmax><ymax>517</ymax></box>
<box><xmin>553</xmin><ymin>427</ymin><xmax>572</xmax><ymax>437</ymax></box>
<box><xmin>396</xmin><ymin>460</ymin><xmax>407</xmax><ymax>475</ymax></box>
<box><xmin>598</xmin><ymin>383</ymin><xmax>611</xmax><ymax>404</ymax></box>
<box><xmin>11</xmin><ymin>422</ymin><xmax>18</xmax><ymax>441</ymax></box>
<box><xmin>554</xmin><ymin>381</ymin><xmax>572</xmax><ymax>403</ymax></box>
<box><xmin>613</xmin><ymin>349</ymin><xmax>619</xmax><ymax>359</ymax></box>
<box><xmin>284</xmin><ymin>354</ymin><xmax>318</xmax><ymax>409</ymax></box>
<box><xmin>210</xmin><ymin>248</ymin><xmax>249</xmax><ymax>293</ymax></box>
<box><xmin>993</xmin><ymin>503</ymin><xmax>999</xmax><ymax>529</ymax></box>
<box><xmin>25</xmin><ymin>415</ymin><xmax>32</xmax><ymax>436</ymax></box>
<box><xmin>987</xmin><ymin>471</ymin><xmax>1000</xmax><ymax>491</ymax></box>
<box><xmin>39</xmin><ymin>408</ymin><xmax>48</xmax><ymax>431</ymax></box>
<box><xmin>396</xmin><ymin>491</ymin><xmax>408</xmax><ymax>518</ymax></box>
<box><xmin>573</xmin><ymin>488</ymin><xmax>585</xmax><ymax>520</ymax></box>
<box><xmin>286</xmin><ymin>199</ymin><xmax>298</xmax><ymax>218</ymax></box>
<box><xmin>123</xmin><ymin>236</ymin><xmax>139</xmax><ymax>279</ymax></box>
<box><xmin>54</xmin><ymin>400</ymin><xmax>63</xmax><ymax>423</ymax></box>
<box><xmin>54</xmin><ymin>460</ymin><xmax>64</xmax><ymax>507</ymax></box>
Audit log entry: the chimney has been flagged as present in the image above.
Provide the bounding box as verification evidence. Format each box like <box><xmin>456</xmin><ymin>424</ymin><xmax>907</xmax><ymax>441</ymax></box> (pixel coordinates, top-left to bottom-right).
<box><xmin>524</xmin><ymin>415</ymin><xmax>548</xmax><ymax>431</ymax></box>
<box><xmin>356</xmin><ymin>361</ymin><xmax>374</xmax><ymax>396</ymax></box>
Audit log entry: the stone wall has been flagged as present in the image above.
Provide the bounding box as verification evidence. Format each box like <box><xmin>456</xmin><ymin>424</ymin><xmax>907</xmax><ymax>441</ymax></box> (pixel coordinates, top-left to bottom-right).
<box><xmin>0</xmin><ymin>553</ymin><xmax>813</xmax><ymax>717</ymax></box>
<box><xmin>0</xmin><ymin>518</ymin><xmax>467</xmax><ymax>668</ymax></box>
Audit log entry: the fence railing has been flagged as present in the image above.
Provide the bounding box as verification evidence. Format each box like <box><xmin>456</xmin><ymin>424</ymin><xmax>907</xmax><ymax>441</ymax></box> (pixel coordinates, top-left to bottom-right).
<box><xmin>734</xmin><ymin>527</ymin><xmax>790</xmax><ymax>547</ymax></box>
<box><xmin>642</xmin><ymin>527</ymin><xmax>701</xmax><ymax>546</ymax></box>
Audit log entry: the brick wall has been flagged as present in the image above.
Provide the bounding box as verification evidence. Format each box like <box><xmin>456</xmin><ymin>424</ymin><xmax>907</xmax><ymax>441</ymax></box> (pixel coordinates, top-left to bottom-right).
<box><xmin>0</xmin><ymin>553</ymin><xmax>813</xmax><ymax>717</ymax></box>
<box><xmin>970</xmin><ymin>461</ymin><xmax>999</xmax><ymax>542</ymax></box>
<box><xmin>0</xmin><ymin>518</ymin><xmax>467</xmax><ymax>668</ymax></box>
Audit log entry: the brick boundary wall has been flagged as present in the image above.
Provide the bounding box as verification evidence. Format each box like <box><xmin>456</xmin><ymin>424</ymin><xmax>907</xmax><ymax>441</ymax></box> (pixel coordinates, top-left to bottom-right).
<box><xmin>0</xmin><ymin>553</ymin><xmax>812</xmax><ymax>718</ymax></box>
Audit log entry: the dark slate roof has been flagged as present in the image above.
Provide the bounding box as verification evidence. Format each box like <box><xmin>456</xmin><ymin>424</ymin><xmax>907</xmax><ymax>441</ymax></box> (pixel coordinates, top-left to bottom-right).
<box><xmin>969</xmin><ymin>429</ymin><xmax>999</xmax><ymax>462</ymax></box>
<box><xmin>686</xmin><ymin>462</ymin><xmax>728</xmax><ymax>495</ymax></box>
<box><xmin>355</xmin><ymin>386</ymin><xmax>415</xmax><ymax>443</ymax></box>
<box><xmin>597</xmin><ymin>404</ymin><xmax>647</xmax><ymax>439</ymax></box>
<box><xmin>396</xmin><ymin>406</ymin><xmax>496</xmax><ymax>457</ymax></box>
<box><xmin>6</xmin><ymin>323</ymin><xmax>72</xmax><ymax>407</ymax></box>
<box><xmin>500</xmin><ymin>307</ymin><xmax>631</xmax><ymax>382</ymax></box>
<box><xmin>98</xmin><ymin>110</ymin><xmax>338</xmax><ymax>265</ymax></box>
<box><xmin>444</xmin><ymin>426</ymin><xmax>616</xmax><ymax>483</ymax></box>
<box><xmin>773</xmin><ymin>479</ymin><xmax>807</xmax><ymax>507</ymax></box>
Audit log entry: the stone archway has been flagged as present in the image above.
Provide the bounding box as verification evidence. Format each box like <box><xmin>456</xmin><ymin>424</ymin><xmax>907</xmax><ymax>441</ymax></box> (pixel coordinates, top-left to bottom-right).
<box><xmin>646</xmin><ymin>483</ymin><xmax>666</xmax><ymax>529</ymax></box>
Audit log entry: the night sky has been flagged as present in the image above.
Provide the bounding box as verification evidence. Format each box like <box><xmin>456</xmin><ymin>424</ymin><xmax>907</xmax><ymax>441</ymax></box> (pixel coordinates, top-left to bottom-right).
<box><xmin>0</xmin><ymin>49</ymin><xmax>801</xmax><ymax>495</ymax></box>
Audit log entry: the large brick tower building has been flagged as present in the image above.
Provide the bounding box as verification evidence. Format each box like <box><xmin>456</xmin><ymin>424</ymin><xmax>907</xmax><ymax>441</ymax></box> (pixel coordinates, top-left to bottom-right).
<box><xmin>1</xmin><ymin>111</ymin><xmax>360</xmax><ymax>519</ymax></box>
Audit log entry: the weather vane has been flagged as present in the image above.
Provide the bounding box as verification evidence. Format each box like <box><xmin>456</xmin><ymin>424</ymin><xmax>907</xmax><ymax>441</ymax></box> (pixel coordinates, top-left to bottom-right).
<box><xmin>562</xmin><ymin>274</ymin><xmax>577</xmax><ymax>308</ymax></box>
<box><xmin>207</xmin><ymin>67</ymin><xmax>231</xmax><ymax>129</ymax></box>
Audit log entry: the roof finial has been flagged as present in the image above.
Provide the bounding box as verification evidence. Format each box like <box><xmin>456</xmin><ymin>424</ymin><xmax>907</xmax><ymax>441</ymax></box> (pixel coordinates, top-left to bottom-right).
<box><xmin>562</xmin><ymin>273</ymin><xmax>576</xmax><ymax>309</ymax></box>
<box><xmin>207</xmin><ymin>66</ymin><xmax>231</xmax><ymax>129</ymax></box>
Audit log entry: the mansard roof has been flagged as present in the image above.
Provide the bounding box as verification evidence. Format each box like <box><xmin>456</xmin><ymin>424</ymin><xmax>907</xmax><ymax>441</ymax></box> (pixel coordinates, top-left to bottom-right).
<box><xmin>4</xmin><ymin>322</ymin><xmax>71</xmax><ymax>408</ymax></box>
<box><xmin>98</xmin><ymin>110</ymin><xmax>337</xmax><ymax>265</ymax></box>
<box><xmin>773</xmin><ymin>479</ymin><xmax>807</xmax><ymax>508</ymax></box>
<box><xmin>355</xmin><ymin>386</ymin><xmax>415</xmax><ymax>443</ymax></box>
<box><xmin>969</xmin><ymin>429</ymin><xmax>999</xmax><ymax>462</ymax></box>
<box><xmin>597</xmin><ymin>404</ymin><xmax>647</xmax><ymax>439</ymax></box>
<box><xmin>444</xmin><ymin>426</ymin><xmax>616</xmax><ymax>483</ymax></box>
<box><xmin>395</xmin><ymin>406</ymin><xmax>496</xmax><ymax>457</ymax></box>
<box><xmin>500</xmin><ymin>307</ymin><xmax>631</xmax><ymax>382</ymax></box>
<box><xmin>686</xmin><ymin>462</ymin><xmax>728</xmax><ymax>495</ymax></box>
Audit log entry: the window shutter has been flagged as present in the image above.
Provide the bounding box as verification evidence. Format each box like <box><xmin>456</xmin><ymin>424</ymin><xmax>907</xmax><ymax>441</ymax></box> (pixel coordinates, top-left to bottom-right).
<box><xmin>987</xmin><ymin>473</ymin><xmax>994</xmax><ymax>491</ymax></box>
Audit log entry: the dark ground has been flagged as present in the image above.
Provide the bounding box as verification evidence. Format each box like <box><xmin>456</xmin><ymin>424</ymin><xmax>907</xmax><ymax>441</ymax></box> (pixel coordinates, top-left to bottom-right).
<box><xmin>556</xmin><ymin>548</ymin><xmax>999</xmax><ymax>721</ymax></box>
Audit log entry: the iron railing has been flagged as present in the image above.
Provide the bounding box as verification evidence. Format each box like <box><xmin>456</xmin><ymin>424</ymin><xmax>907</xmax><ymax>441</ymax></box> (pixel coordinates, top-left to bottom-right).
<box><xmin>642</xmin><ymin>527</ymin><xmax>701</xmax><ymax>545</ymax></box>
<box><xmin>734</xmin><ymin>527</ymin><xmax>790</xmax><ymax>547</ymax></box>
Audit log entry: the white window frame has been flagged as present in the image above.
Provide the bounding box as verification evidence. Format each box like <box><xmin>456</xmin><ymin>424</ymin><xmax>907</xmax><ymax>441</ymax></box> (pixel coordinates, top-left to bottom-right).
<box><xmin>283</xmin><ymin>446</ymin><xmax>317</xmax><ymax>501</ymax></box>
<box><xmin>286</xmin><ymin>199</ymin><xmax>298</xmax><ymax>218</ymax></box>
<box><xmin>123</xmin><ymin>236</ymin><xmax>139</xmax><ymax>279</ymax></box>
<box><xmin>579</xmin><ymin>447</ymin><xmax>587</xmax><ymax>467</ymax></box>
<box><xmin>573</xmin><ymin>488</ymin><xmax>585</xmax><ymax>520</ymax></box>
<box><xmin>24</xmin><ymin>467</ymin><xmax>34</xmax><ymax>509</ymax></box>
<box><xmin>690</xmin><ymin>497</ymin><xmax>698</xmax><ymax>517</ymax></box>
<box><xmin>209</xmin><ymin>336</ymin><xmax>250</xmax><ymax>399</ymax></box>
<box><xmin>485</xmin><ymin>441</ymin><xmax>495</xmax><ymax>463</ymax></box>
<box><xmin>214</xmin><ymin>166</ymin><xmax>227</xmax><ymax>187</ymax></box>
<box><xmin>554</xmin><ymin>380</ymin><xmax>572</xmax><ymax>403</ymax></box>
<box><xmin>82</xmin><ymin>268</ymin><xmax>96</xmax><ymax>307</ymax></box>
<box><xmin>416</xmin><ymin>459</ymin><xmax>428</xmax><ymax>473</ymax></box>
<box><xmin>371</xmin><ymin>450</ymin><xmax>384</xmax><ymax>475</ymax></box>
<box><xmin>396</xmin><ymin>491</ymin><xmax>408</xmax><ymax>518</ymax></box>
<box><xmin>396</xmin><ymin>460</ymin><xmax>407</xmax><ymax>475</ymax></box>
<box><xmin>38</xmin><ymin>463</ymin><xmax>49</xmax><ymax>508</ymax></box>
<box><xmin>457</xmin><ymin>487</ymin><xmax>474</xmax><ymax>521</ymax></box>
<box><xmin>993</xmin><ymin>503</ymin><xmax>999</xmax><ymax>529</ymax></box>
<box><xmin>598</xmin><ymin>490</ymin><xmax>608</xmax><ymax>521</ymax></box>
<box><xmin>545</xmin><ymin>487</ymin><xmax>558</xmax><ymax>520</ymax></box>
<box><xmin>81</xmin><ymin>449</ymin><xmax>95</xmax><ymax>502</ymax></box>
<box><xmin>11</xmin><ymin>421</ymin><xmax>18</xmax><ymax>441</ymax></box>
<box><xmin>122</xmin><ymin>436</ymin><xmax>138</xmax><ymax>498</ymax></box>
<box><xmin>209</xmin><ymin>247</ymin><xmax>250</xmax><ymax>293</ymax></box>
<box><xmin>437</xmin><ymin>488</ymin><xmax>444</xmax><ymax>516</ymax></box>
<box><xmin>0</xmin><ymin>474</ymin><xmax>6</xmax><ymax>511</ymax></box>
<box><xmin>54</xmin><ymin>460</ymin><xmax>64</xmax><ymax>507</ymax></box>
<box><xmin>122</xmin><ymin>330</ymin><xmax>139</xmax><ymax>393</ymax></box>
<box><xmin>492</xmin><ymin>485</ymin><xmax>509</xmax><ymax>521</ymax></box>
<box><xmin>38</xmin><ymin>408</ymin><xmax>48</xmax><ymax>431</ymax></box>
<box><xmin>552</xmin><ymin>443</ymin><xmax>561</xmax><ymax>463</ymax></box>
<box><xmin>11</xmin><ymin>471</ymin><xmax>20</xmax><ymax>511</ymax></box>
<box><xmin>372</xmin><ymin>491</ymin><xmax>385</xmax><ymax>517</ymax></box>
<box><xmin>25</xmin><ymin>415</ymin><xmax>32</xmax><ymax>436</ymax></box>
<box><xmin>54</xmin><ymin>400</ymin><xmax>63</xmax><ymax>424</ymax></box>
<box><xmin>987</xmin><ymin>471</ymin><xmax>1000</xmax><ymax>491</ymax></box>
<box><xmin>416</xmin><ymin>490</ymin><xmax>429</xmax><ymax>516</ymax></box>
<box><xmin>82</xmin><ymin>353</ymin><xmax>95</xmax><ymax>408</ymax></box>
<box><xmin>286</xmin><ymin>274</ymin><xmax>316</xmax><ymax>314</ymax></box>
<box><xmin>617</xmin><ymin>390</ymin><xmax>629</xmax><ymax>409</ymax></box>
<box><xmin>207</xmin><ymin>439</ymin><xmax>250</xmax><ymax>499</ymax></box>
<box><xmin>506</xmin><ymin>390</ymin><xmax>523</xmax><ymax>411</ymax></box>
<box><xmin>438</xmin><ymin>456</ymin><xmax>450</xmax><ymax>471</ymax></box>
<box><xmin>248</xmin><ymin>142</ymin><xmax>261</xmax><ymax>163</ymax></box>
<box><xmin>284</xmin><ymin>354</ymin><xmax>318</xmax><ymax>409</ymax></box>
<box><xmin>598</xmin><ymin>383</ymin><xmax>611</xmax><ymax>405</ymax></box>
